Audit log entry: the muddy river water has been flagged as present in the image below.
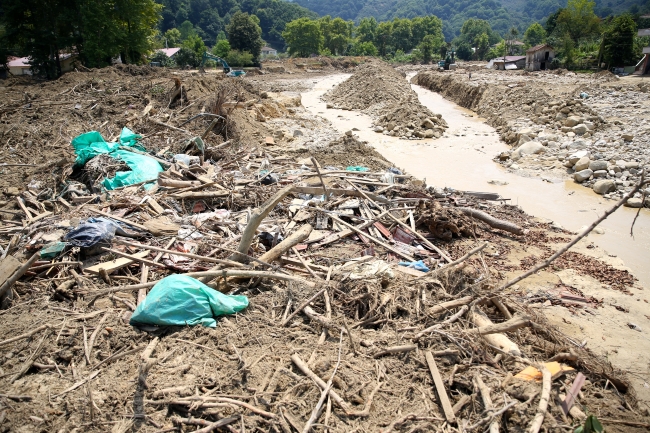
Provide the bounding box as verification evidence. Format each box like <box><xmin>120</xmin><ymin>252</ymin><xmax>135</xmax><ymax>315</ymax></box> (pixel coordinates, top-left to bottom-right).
<box><xmin>302</xmin><ymin>74</ymin><xmax>650</xmax><ymax>288</ymax></box>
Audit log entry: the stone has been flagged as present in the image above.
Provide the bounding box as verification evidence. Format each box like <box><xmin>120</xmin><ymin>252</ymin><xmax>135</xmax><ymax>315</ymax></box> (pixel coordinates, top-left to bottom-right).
<box><xmin>593</xmin><ymin>179</ymin><xmax>616</xmax><ymax>195</ymax></box>
<box><xmin>624</xmin><ymin>198</ymin><xmax>643</xmax><ymax>208</ymax></box>
<box><xmin>625</xmin><ymin>161</ymin><xmax>640</xmax><ymax>169</ymax></box>
<box><xmin>589</xmin><ymin>160</ymin><xmax>608</xmax><ymax>171</ymax></box>
<box><xmin>622</xmin><ymin>134</ymin><xmax>634</xmax><ymax>141</ymax></box>
<box><xmin>593</xmin><ymin>170</ymin><xmax>608</xmax><ymax>178</ymax></box>
<box><xmin>572</xmin><ymin>124</ymin><xmax>588</xmax><ymax>135</ymax></box>
<box><xmin>293</xmin><ymin>130</ymin><xmax>303</xmax><ymax>137</ymax></box>
<box><xmin>374</xmin><ymin>126</ymin><xmax>384</xmax><ymax>133</ymax></box>
<box><xmin>568</xmin><ymin>140</ymin><xmax>587</xmax><ymax>150</ymax></box>
<box><xmin>422</xmin><ymin>119</ymin><xmax>435</xmax><ymax>129</ymax></box>
<box><xmin>345</xmin><ymin>130</ymin><xmax>353</xmax><ymax>137</ymax></box>
<box><xmin>423</xmin><ymin>129</ymin><xmax>435</xmax><ymax>138</ymax></box>
<box><xmin>574</xmin><ymin>169</ymin><xmax>593</xmax><ymax>183</ymax></box>
<box><xmin>574</xmin><ymin>156</ymin><xmax>591</xmax><ymax>171</ymax></box>
<box><xmin>583</xmin><ymin>121</ymin><xmax>595</xmax><ymax>130</ymax></box>
<box><xmin>387</xmin><ymin>122</ymin><xmax>396</xmax><ymax>131</ymax></box>
<box><xmin>517</xmin><ymin>134</ymin><xmax>532</xmax><ymax>146</ymax></box>
<box><xmin>514</xmin><ymin>141</ymin><xmax>545</xmax><ymax>158</ymax></box>
<box><xmin>564</xmin><ymin>116</ymin><xmax>582</xmax><ymax>127</ymax></box>
<box><xmin>326</xmin><ymin>103</ymin><xmax>334</xmax><ymax>109</ymax></box>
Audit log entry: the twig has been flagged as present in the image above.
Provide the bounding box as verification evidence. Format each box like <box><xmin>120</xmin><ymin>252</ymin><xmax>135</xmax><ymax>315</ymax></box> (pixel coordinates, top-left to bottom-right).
<box><xmin>424</xmin><ymin>351</ymin><xmax>456</xmax><ymax>424</ymax></box>
<box><xmin>291</xmin><ymin>247</ymin><xmax>322</xmax><ymax>280</ymax></box>
<box><xmin>302</xmin><ymin>331</ymin><xmax>344</xmax><ymax>433</ymax></box>
<box><xmin>281</xmin><ymin>288</ymin><xmax>327</xmax><ymax>326</ymax></box>
<box><xmin>373</xmin><ymin>345</ymin><xmax>417</xmax><ymax>358</ymax></box>
<box><xmin>529</xmin><ymin>363</ymin><xmax>552</xmax><ymax>433</ymax></box>
<box><xmin>10</xmin><ymin>330</ymin><xmax>49</xmax><ymax>383</ymax></box>
<box><xmin>0</xmin><ymin>323</ymin><xmax>50</xmax><ymax>347</ymax></box>
<box><xmin>311</xmin><ymin>157</ymin><xmax>330</xmax><ymax>200</ymax></box>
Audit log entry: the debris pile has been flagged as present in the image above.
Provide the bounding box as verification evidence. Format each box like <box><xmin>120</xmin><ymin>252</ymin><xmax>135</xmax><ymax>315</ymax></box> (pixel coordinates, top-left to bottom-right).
<box><xmin>324</xmin><ymin>62</ymin><xmax>448</xmax><ymax>139</ymax></box>
<box><xmin>413</xmin><ymin>70</ymin><xmax>650</xmax><ymax>206</ymax></box>
<box><xmin>0</xmin><ymin>121</ymin><xmax>647</xmax><ymax>432</ymax></box>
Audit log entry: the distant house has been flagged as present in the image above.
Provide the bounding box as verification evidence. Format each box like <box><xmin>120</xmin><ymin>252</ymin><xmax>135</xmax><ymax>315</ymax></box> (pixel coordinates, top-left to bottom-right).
<box><xmin>526</xmin><ymin>44</ymin><xmax>554</xmax><ymax>71</ymax></box>
<box><xmin>491</xmin><ymin>56</ymin><xmax>526</xmax><ymax>70</ymax></box>
<box><xmin>636</xmin><ymin>17</ymin><xmax>650</xmax><ymax>75</ymax></box>
<box><xmin>261</xmin><ymin>46</ymin><xmax>277</xmax><ymax>57</ymax></box>
<box><xmin>5</xmin><ymin>53</ymin><xmax>78</xmax><ymax>77</ymax></box>
<box><xmin>157</xmin><ymin>48</ymin><xmax>181</xmax><ymax>58</ymax></box>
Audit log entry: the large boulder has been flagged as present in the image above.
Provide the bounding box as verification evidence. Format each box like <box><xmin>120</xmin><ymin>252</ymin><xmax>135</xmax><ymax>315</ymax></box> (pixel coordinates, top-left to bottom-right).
<box><xmin>574</xmin><ymin>169</ymin><xmax>593</xmax><ymax>183</ymax></box>
<box><xmin>589</xmin><ymin>160</ymin><xmax>608</xmax><ymax>171</ymax></box>
<box><xmin>574</xmin><ymin>156</ymin><xmax>591</xmax><ymax>171</ymax></box>
<box><xmin>592</xmin><ymin>179</ymin><xmax>616</xmax><ymax>195</ymax></box>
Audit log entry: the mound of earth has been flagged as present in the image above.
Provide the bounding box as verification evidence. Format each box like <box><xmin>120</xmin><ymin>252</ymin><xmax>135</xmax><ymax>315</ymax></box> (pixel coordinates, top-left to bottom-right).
<box><xmin>323</xmin><ymin>61</ymin><xmax>448</xmax><ymax>139</ymax></box>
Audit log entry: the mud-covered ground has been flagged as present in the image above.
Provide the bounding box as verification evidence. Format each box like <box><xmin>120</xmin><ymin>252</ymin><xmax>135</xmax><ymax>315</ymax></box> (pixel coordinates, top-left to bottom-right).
<box><xmin>1</xmin><ymin>59</ymin><xmax>650</xmax><ymax>432</ymax></box>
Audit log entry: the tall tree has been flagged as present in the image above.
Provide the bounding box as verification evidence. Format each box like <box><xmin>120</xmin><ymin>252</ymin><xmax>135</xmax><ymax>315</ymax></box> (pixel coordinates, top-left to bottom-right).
<box><xmin>523</xmin><ymin>22</ymin><xmax>546</xmax><ymax>47</ymax></box>
<box><xmin>391</xmin><ymin>18</ymin><xmax>413</xmax><ymax>52</ymax></box>
<box><xmin>356</xmin><ymin>17</ymin><xmax>378</xmax><ymax>44</ymax></box>
<box><xmin>602</xmin><ymin>14</ymin><xmax>636</xmax><ymax>66</ymax></box>
<box><xmin>226</xmin><ymin>11</ymin><xmax>264</xmax><ymax>62</ymax></box>
<box><xmin>376</xmin><ymin>21</ymin><xmax>393</xmax><ymax>56</ymax></box>
<box><xmin>555</xmin><ymin>0</ymin><xmax>600</xmax><ymax>42</ymax></box>
<box><xmin>282</xmin><ymin>17</ymin><xmax>322</xmax><ymax>57</ymax></box>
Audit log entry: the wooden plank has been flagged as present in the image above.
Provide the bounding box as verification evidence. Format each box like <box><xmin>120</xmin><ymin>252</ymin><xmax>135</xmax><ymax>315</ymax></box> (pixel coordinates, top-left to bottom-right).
<box><xmin>560</xmin><ymin>372</ymin><xmax>585</xmax><ymax>416</ymax></box>
<box><xmin>84</xmin><ymin>251</ymin><xmax>150</xmax><ymax>275</ymax></box>
<box><xmin>394</xmin><ymin>266</ymin><xmax>426</xmax><ymax>278</ymax></box>
<box><xmin>425</xmin><ymin>351</ymin><xmax>456</xmax><ymax>424</ymax></box>
<box><xmin>147</xmin><ymin>197</ymin><xmax>165</xmax><ymax>215</ymax></box>
<box><xmin>291</xmin><ymin>186</ymin><xmax>390</xmax><ymax>204</ymax></box>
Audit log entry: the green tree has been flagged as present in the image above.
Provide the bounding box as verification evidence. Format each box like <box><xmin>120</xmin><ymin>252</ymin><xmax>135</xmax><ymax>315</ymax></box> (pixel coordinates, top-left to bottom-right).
<box><xmin>560</xmin><ymin>33</ymin><xmax>576</xmax><ymax>67</ymax></box>
<box><xmin>602</xmin><ymin>14</ymin><xmax>637</xmax><ymax>66</ymax></box>
<box><xmin>523</xmin><ymin>23</ymin><xmax>546</xmax><ymax>47</ymax></box>
<box><xmin>320</xmin><ymin>16</ymin><xmax>353</xmax><ymax>55</ymax></box>
<box><xmin>411</xmin><ymin>15</ymin><xmax>444</xmax><ymax>48</ymax></box>
<box><xmin>487</xmin><ymin>41</ymin><xmax>506</xmax><ymax>59</ymax></box>
<box><xmin>282</xmin><ymin>18</ymin><xmax>323</xmax><ymax>57</ymax></box>
<box><xmin>225</xmin><ymin>49</ymin><xmax>254</xmax><ymax>66</ymax></box>
<box><xmin>458</xmin><ymin>18</ymin><xmax>500</xmax><ymax>46</ymax></box>
<box><xmin>391</xmin><ymin>18</ymin><xmax>413</xmax><ymax>52</ymax></box>
<box><xmin>350</xmin><ymin>41</ymin><xmax>378</xmax><ymax>56</ymax></box>
<box><xmin>456</xmin><ymin>41</ymin><xmax>473</xmax><ymax>60</ymax></box>
<box><xmin>505</xmin><ymin>27</ymin><xmax>520</xmax><ymax>56</ymax></box>
<box><xmin>376</xmin><ymin>21</ymin><xmax>393</xmax><ymax>56</ymax></box>
<box><xmin>175</xmin><ymin>46</ymin><xmax>199</xmax><ymax>67</ymax></box>
<box><xmin>474</xmin><ymin>32</ymin><xmax>490</xmax><ymax>60</ymax></box>
<box><xmin>164</xmin><ymin>28</ymin><xmax>182</xmax><ymax>47</ymax></box>
<box><xmin>182</xmin><ymin>33</ymin><xmax>207</xmax><ymax>58</ymax></box>
<box><xmin>418</xmin><ymin>34</ymin><xmax>441</xmax><ymax>63</ymax></box>
<box><xmin>216</xmin><ymin>31</ymin><xmax>227</xmax><ymax>42</ymax></box>
<box><xmin>227</xmin><ymin>12</ymin><xmax>264</xmax><ymax>63</ymax></box>
<box><xmin>555</xmin><ymin>0</ymin><xmax>601</xmax><ymax>42</ymax></box>
<box><xmin>357</xmin><ymin>17</ymin><xmax>378</xmax><ymax>44</ymax></box>
<box><xmin>179</xmin><ymin>20</ymin><xmax>196</xmax><ymax>41</ymax></box>
<box><xmin>213</xmin><ymin>39</ymin><xmax>231</xmax><ymax>58</ymax></box>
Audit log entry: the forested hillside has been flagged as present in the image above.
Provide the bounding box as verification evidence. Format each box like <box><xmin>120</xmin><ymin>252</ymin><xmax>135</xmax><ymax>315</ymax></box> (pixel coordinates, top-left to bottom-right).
<box><xmin>155</xmin><ymin>0</ymin><xmax>317</xmax><ymax>48</ymax></box>
<box><xmin>293</xmin><ymin>0</ymin><xmax>650</xmax><ymax>38</ymax></box>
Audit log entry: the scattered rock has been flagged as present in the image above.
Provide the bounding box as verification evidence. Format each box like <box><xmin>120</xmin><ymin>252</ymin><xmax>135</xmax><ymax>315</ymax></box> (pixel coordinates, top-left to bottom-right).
<box><xmin>589</xmin><ymin>160</ymin><xmax>608</xmax><ymax>171</ymax></box>
<box><xmin>572</xmin><ymin>124</ymin><xmax>588</xmax><ymax>135</ymax></box>
<box><xmin>624</xmin><ymin>198</ymin><xmax>643</xmax><ymax>208</ymax></box>
<box><xmin>622</xmin><ymin>134</ymin><xmax>634</xmax><ymax>142</ymax></box>
<box><xmin>574</xmin><ymin>156</ymin><xmax>591</xmax><ymax>171</ymax></box>
<box><xmin>574</xmin><ymin>169</ymin><xmax>593</xmax><ymax>183</ymax></box>
<box><xmin>592</xmin><ymin>179</ymin><xmax>616</xmax><ymax>195</ymax></box>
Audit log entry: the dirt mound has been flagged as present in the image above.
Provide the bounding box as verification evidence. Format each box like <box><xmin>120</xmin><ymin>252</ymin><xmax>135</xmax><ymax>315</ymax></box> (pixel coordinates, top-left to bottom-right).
<box><xmin>290</xmin><ymin>134</ymin><xmax>395</xmax><ymax>172</ymax></box>
<box><xmin>593</xmin><ymin>70</ymin><xmax>618</xmax><ymax>81</ymax></box>
<box><xmin>323</xmin><ymin>61</ymin><xmax>448</xmax><ymax>139</ymax></box>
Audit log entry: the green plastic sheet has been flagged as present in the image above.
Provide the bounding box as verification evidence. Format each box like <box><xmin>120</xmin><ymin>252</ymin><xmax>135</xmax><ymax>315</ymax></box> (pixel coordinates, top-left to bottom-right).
<box><xmin>346</xmin><ymin>166</ymin><xmax>370</xmax><ymax>172</ymax></box>
<box><xmin>71</xmin><ymin>127</ymin><xmax>163</xmax><ymax>190</ymax></box>
<box><xmin>129</xmin><ymin>275</ymin><xmax>249</xmax><ymax>328</ymax></box>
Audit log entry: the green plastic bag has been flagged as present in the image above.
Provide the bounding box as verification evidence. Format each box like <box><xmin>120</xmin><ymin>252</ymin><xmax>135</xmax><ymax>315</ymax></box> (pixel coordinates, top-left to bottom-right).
<box><xmin>71</xmin><ymin>128</ymin><xmax>162</xmax><ymax>190</ymax></box>
<box><xmin>346</xmin><ymin>166</ymin><xmax>370</xmax><ymax>172</ymax></box>
<box><xmin>130</xmin><ymin>275</ymin><xmax>249</xmax><ymax>328</ymax></box>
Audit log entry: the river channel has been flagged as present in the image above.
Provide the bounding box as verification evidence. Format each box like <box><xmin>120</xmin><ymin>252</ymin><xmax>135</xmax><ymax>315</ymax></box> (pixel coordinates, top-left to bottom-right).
<box><xmin>301</xmin><ymin>74</ymin><xmax>650</xmax><ymax>288</ymax></box>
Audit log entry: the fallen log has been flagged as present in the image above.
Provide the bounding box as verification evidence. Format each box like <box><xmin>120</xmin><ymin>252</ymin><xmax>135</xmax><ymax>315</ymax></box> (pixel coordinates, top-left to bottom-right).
<box><xmin>469</xmin><ymin>313</ymin><xmax>532</xmax><ymax>336</ymax></box>
<box><xmin>258</xmin><ymin>224</ymin><xmax>313</xmax><ymax>264</ymax></box>
<box><xmin>458</xmin><ymin>207</ymin><xmax>525</xmax><ymax>235</ymax></box>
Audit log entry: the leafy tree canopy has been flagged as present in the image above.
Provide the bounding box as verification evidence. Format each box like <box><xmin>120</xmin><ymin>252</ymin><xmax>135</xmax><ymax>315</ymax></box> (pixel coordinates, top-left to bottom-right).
<box><xmin>524</xmin><ymin>22</ymin><xmax>546</xmax><ymax>47</ymax></box>
<box><xmin>227</xmin><ymin>11</ymin><xmax>264</xmax><ymax>62</ymax></box>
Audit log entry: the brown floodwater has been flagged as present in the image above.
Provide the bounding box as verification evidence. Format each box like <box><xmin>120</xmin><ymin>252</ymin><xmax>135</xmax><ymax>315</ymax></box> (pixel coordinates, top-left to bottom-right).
<box><xmin>302</xmin><ymin>74</ymin><xmax>650</xmax><ymax>287</ymax></box>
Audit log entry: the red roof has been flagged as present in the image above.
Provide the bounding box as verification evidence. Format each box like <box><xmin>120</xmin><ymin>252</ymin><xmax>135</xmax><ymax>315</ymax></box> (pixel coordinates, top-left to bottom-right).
<box><xmin>158</xmin><ymin>48</ymin><xmax>181</xmax><ymax>57</ymax></box>
<box><xmin>7</xmin><ymin>57</ymin><xmax>29</xmax><ymax>68</ymax></box>
<box><xmin>526</xmin><ymin>44</ymin><xmax>552</xmax><ymax>53</ymax></box>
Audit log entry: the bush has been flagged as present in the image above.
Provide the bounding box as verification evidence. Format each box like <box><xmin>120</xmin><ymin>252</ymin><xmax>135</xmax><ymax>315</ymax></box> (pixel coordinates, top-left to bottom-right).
<box><xmin>225</xmin><ymin>50</ymin><xmax>254</xmax><ymax>67</ymax></box>
<box><xmin>175</xmin><ymin>47</ymin><xmax>199</xmax><ymax>68</ymax></box>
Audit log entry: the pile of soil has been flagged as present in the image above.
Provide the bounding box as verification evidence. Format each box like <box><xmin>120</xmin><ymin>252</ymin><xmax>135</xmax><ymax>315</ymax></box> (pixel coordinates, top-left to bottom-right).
<box><xmin>290</xmin><ymin>134</ymin><xmax>396</xmax><ymax>172</ymax></box>
<box><xmin>323</xmin><ymin>61</ymin><xmax>448</xmax><ymax>139</ymax></box>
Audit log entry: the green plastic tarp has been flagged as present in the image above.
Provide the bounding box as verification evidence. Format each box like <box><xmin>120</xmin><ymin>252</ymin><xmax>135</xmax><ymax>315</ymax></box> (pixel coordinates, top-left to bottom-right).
<box><xmin>71</xmin><ymin>127</ymin><xmax>163</xmax><ymax>190</ymax></box>
<box><xmin>129</xmin><ymin>275</ymin><xmax>249</xmax><ymax>328</ymax></box>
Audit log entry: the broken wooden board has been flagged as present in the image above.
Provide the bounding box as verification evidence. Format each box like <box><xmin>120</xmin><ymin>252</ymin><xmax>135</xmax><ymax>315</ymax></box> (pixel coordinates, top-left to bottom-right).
<box><xmin>84</xmin><ymin>251</ymin><xmax>150</xmax><ymax>275</ymax></box>
<box><xmin>394</xmin><ymin>266</ymin><xmax>426</xmax><ymax>278</ymax></box>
